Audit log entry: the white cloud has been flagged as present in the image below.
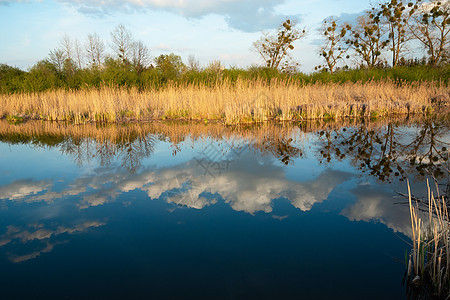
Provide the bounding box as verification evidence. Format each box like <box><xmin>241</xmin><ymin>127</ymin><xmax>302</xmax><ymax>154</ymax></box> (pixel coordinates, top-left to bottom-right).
<box><xmin>342</xmin><ymin>183</ymin><xmax>413</xmax><ymax>238</ymax></box>
<box><xmin>0</xmin><ymin>179</ymin><xmax>51</xmax><ymax>201</ymax></box>
<box><xmin>53</xmin><ymin>0</ymin><xmax>299</xmax><ymax>32</ymax></box>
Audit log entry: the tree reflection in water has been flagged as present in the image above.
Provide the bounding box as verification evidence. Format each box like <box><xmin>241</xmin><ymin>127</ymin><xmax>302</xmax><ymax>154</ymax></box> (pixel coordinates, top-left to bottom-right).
<box><xmin>316</xmin><ymin>114</ymin><xmax>450</xmax><ymax>182</ymax></box>
<box><xmin>0</xmin><ymin>115</ymin><xmax>448</xmax><ymax>179</ymax></box>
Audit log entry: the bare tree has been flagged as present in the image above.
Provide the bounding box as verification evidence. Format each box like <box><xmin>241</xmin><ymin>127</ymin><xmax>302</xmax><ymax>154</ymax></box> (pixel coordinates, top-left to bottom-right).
<box><xmin>85</xmin><ymin>33</ymin><xmax>105</xmax><ymax>68</ymax></box>
<box><xmin>187</xmin><ymin>55</ymin><xmax>201</xmax><ymax>72</ymax></box>
<box><xmin>348</xmin><ymin>9</ymin><xmax>389</xmax><ymax>68</ymax></box>
<box><xmin>48</xmin><ymin>48</ymin><xmax>65</xmax><ymax>72</ymax></box>
<box><xmin>131</xmin><ymin>40</ymin><xmax>150</xmax><ymax>74</ymax></box>
<box><xmin>252</xmin><ymin>19</ymin><xmax>307</xmax><ymax>71</ymax></box>
<box><xmin>110</xmin><ymin>24</ymin><xmax>133</xmax><ymax>64</ymax></box>
<box><xmin>317</xmin><ymin>17</ymin><xmax>351</xmax><ymax>73</ymax></box>
<box><xmin>73</xmin><ymin>39</ymin><xmax>84</xmax><ymax>69</ymax></box>
<box><xmin>377</xmin><ymin>0</ymin><xmax>414</xmax><ymax>67</ymax></box>
<box><xmin>409</xmin><ymin>0</ymin><xmax>450</xmax><ymax>66</ymax></box>
<box><xmin>59</xmin><ymin>34</ymin><xmax>73</xmax><ymax>63</ymax></box>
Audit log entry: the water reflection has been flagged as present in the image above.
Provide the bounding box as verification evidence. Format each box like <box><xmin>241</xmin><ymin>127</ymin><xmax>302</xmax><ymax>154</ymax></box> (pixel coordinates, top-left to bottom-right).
<box><xmin>316</xmin><ymin>114</ymin><xmax>450</xmax><ymax>182</ymax></box>
<box><xmin>0</xmin><ymin>116</ymin><xmax>448</xmax><ymax>266</ymax></box>
<box><xmin>0</xmin><ymin>221</ymin><xmax>105</xmax><ymax>262</ymax></box>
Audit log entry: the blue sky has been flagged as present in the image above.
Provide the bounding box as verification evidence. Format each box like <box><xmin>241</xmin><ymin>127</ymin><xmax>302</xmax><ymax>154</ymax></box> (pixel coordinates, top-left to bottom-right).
<box><xmin>0</xmin><ymin>0</ymin><xmax>374</xmax><ymax>72</ymax></box>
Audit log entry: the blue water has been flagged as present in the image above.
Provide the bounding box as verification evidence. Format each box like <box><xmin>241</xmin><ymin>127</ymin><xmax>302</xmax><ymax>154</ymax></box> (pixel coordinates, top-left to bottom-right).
<box><xmin>0</xmin><ymin>120</ymin><xmax>448</xmax><ymax>299</ymax></box>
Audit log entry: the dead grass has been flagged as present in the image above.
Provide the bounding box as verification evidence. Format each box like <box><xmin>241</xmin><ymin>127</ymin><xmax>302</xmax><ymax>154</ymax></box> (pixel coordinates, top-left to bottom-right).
<box><xmin>0</xmin><ymin>79</ymin><xmax>447</xmax><ymax>124</ymax></box>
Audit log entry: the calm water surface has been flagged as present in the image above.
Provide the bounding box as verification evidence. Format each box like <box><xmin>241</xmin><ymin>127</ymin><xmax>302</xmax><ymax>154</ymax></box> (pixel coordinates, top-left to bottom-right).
<box><xmin>0</xmin><ymin>118</ymin><xmax>448</xmax><ymax>299</ymax></box>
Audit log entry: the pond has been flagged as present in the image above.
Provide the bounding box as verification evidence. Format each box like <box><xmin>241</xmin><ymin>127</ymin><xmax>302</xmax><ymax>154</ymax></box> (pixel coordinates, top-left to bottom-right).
<box><xmin>0</xmin><ymin>116</ymin><xmax>448</xmax><ymax>299</ymax></box>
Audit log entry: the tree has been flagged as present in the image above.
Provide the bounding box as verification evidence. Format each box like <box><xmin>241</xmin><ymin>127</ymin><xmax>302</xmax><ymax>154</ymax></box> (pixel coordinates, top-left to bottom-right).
<box><xmin>73</xmin><ymin>39</ymin><xmax>84</xmax><ymax>70</ymax></box>
<box><xmin>317</xmin><ymin>17</ymin><xmax>351</xmax><ymax>73</ymax></box>
<box><xmin>59</xmin><ymin>34</ymin><xmax>74</xmax><ymax>63</ymax></box>
<box><xmin>187</xmin><ymin>55</ymin><xmax>201</xmax><ymax>72</ymax></box>
<box><xmin>348</xmin><ymin>10</ymin><xmax>389</xmax><ymax>68</ymax></box>
<box><xmin>131</xmin><ymin>40</ymin><xmax>150</xmax><ymax>75</ymax></box>
<box><xmin>409</xmin><ymin>0</ymin><xmax>450</xmax><ymax>66</ymax></box>
<box><xmin>154</xmin><ymin>53</ymin><xmax>186</xmax><ymax>80</ymax></box>
<box><xmin>48</xmin><ymin>48</ymin><xmax>66</xmax><ymax>73</ymax></box>
<box><xmin>110</xmin><ymin>24</ymin><xmax>133</xmax><ymax>65</ymax></box>
<box><xmin>252</xmin><ymin>19</ymin><xmax>306</xmax><ymax>71</ymax></box>
<box><xmin>377</xmin><ymin>0</ymin><xmax>414</xmax><ymax>67</ymax></box>
<box><xmin>85</xmin><ymin>33</ymin><xmax>105</xmax><ymax>68</ymax></box>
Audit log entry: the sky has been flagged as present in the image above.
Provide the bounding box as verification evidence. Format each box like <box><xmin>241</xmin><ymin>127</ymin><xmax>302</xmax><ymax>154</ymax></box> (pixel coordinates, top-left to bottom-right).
<box><xmin>0</xmin><ymin>0</ymin><xmax>375</xmax><ymax>73</ymax></box>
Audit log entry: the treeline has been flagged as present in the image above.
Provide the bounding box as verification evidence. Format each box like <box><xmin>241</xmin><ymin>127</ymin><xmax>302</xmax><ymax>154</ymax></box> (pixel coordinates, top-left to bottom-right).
<box><xmin>1</xmin><ymin>61</ymin><xmax>449</xmax><ymax>94</ymax></box>
<box><xmin>0</xmin><ymin>0</ymin><xmax>449</xmax><ymax>94</ymax></box>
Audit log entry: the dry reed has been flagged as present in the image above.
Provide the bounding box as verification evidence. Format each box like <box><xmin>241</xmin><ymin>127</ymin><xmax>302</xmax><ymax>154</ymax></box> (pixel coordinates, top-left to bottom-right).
<box><xmin>407</xmin><ymin>179</ymin><xmax>450</xmax><ymax>298</ymax></box>
<box><xmin>0</xmin><ymin>79</ymin><xmax>447</xmax><ymax>124</ymax></box>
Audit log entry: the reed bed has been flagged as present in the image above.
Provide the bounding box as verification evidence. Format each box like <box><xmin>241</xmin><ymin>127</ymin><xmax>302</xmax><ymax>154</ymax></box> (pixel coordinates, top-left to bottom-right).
<box><xmin>0</xmin><ymin>79</ymin><xmax>447</xmax><ymax>124</ymax></box>
<box><xmin>406</xmin><ymin>179</ymin><xmax>450</xmax><ymax>298</ymax></box>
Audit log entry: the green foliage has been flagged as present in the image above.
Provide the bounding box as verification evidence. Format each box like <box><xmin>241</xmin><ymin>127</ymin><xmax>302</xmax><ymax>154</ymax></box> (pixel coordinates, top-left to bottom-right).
<box><xmin>24</xmin><ymin>60</ymin><xmax>63</xmax><ymax>92</ymax></box>
<box><xmin>154</xmin><ymin>53</ymin><xmax>186</xmax><ymax>82</ymax></box>
<box><xmin>0</xmin><ymin>61</ymin><xmax>447</xmax><ymax>95</ymax></box>
<box><xmin>0</xmin><ymin>64</ymin><xmax>26</xmax><ymax>93</ymax></box>
<box><xmin>101</xmin><ymin>57</ymin><xmax>139</xmax><ymax>87</ymax></box>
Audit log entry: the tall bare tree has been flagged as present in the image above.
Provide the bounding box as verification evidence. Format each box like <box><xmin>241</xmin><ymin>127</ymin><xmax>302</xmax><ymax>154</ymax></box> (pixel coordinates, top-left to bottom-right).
<box><xmin>187</xmin><ymin>55</ymin><xmax>201</xmax><ymax>72</ymax></box>
<box><xmin>110</xmin><ymin>24</ymin><xmax>133</xmax><ymax>65</ymax></box>
<box><xmin>48</xmin><ymin>48</ymin><xmax>65</xmax><ymax>72</ymax></box>
<box><xmin>317</xmin><ymin>17</ymin><xmax>351</xmax><ymax>73</ymax></box>
<box><xmin>409</xmin><ymin>0</ymin><xmax>450</xmax><ymax>66</ymax></box>
<box><xmin>59</xmin><ymin>34</ymin><xmax>73</xmax><ymax>63</ymax></box>
<box><xmin>73</xmin><ymin>39</ymin><xmax>84</xmax><ymax>69</ymax></box>
<box><xmin>377</xmin><ymin>0</ymin><xmax>414</xmax><ymax>67</ymax></box>
<box><xmin>85</xmin><ymin>33</ymin><xmax>105</xmax><ymax>68</ymax></box>
<box><xmin>253</xmin><ymin>19</ymin><xmax>307</xmax><ymax>71</ymax></box>
<box><xmin>131</xmin><ymin>40</ymin><xmax>150</xmax><ymax>74</ymax></box>
<box><xmin>348</xmin><ymin>9</ymin><xmax>389</xmax><ymax>68</ymax></box>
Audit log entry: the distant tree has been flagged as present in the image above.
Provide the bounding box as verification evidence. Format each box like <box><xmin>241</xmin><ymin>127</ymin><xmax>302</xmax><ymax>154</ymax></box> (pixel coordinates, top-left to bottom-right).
<box><xmin>73</xmin><ymin>39</ymin><xmax>84</xmax><ymax>69</ymax></box>
<box><xmin>348</xmin><ymin>10</ymin><xmax>389</xmax><ymax>68</ymax></box>
<box><xmin>110</xmin><ymin>24</ymin><xmax>133</xmax><ymax>65</ymax></box>
<box><xmin>26</xmin><ymin>60</ymin><xmax>61</xmax><ymax>92</ymax></box>
<box><xmin>187</xmin><ymin>55</ymin><xmax>201</xmax><ymax>72</ymax></box>
<box><xmin>48</xmin><ymin>48</ymin><xmax>66</xmax><ymax>73</ymax></box>
<box><xmin>59</xmin><ymin>35</ymin><xmax>74</xmax><ymax>63</ymax></box>
<box><xmin>252</xmin><ymin>19</ymin><xmax>307</xmax><ymax>71</ymax></box>
<box><xmin>205</xmin><ymin>60</ymin><xmax>224</xmax><ymax>73</ymax></box>
<box><xmin>102</xmin><ymin>56</ymin><xmax>137</xmax><ymax>86</ymax></box>
<box><xmin>131</xmin><ymin>40</ymin><xmax>151</xmax><ymax>75</ymax></box>
<box><xmin>317</xmin><ymin>17</ymin><xmax>351</xmax><ymax>73</ymax></box>
<box><xmin>154</xmin><ymin>53</ymin><xmax>186</xmax><ymax>80</ymax></box>
<box><xmin>0</xmin><ymin>64</ymin><xmax>26</xmax><ymax>93</ymax></box>
<box><xmin>409</xmin><ymin>0</ymin><xmax>450</xmax><ymax>66</ymax></box>
<box><xmin>377</xmin><ymin>0</ymin><xmax>414</xmax><ymax>67</ymax></box>
<box><xmin>85</xmin><ymin>33</ymin><xmax>105</xmax><ymax>68</ymax></box>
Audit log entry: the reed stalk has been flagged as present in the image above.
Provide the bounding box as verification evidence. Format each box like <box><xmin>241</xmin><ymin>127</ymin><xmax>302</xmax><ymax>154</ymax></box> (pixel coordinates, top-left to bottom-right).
<box><xmin>406</xmin><ymin>179</ymin><xmax>450</xmax><ymax>298</ymax></box>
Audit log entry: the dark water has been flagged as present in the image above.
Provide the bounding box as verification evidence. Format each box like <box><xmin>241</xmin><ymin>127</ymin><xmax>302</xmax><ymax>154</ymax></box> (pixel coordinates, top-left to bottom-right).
<box><xmin>0</xmin><ymin>117</ymin><xmax>448</xmax><ymax>299</ymax></box>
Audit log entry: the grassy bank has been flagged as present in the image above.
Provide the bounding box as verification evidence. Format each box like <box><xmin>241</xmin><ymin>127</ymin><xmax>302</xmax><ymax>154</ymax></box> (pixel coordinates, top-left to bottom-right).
<box><xmin>1</xmin><ymin>79</ymin><xmax>447</xmax><ymax>124</ymax></box>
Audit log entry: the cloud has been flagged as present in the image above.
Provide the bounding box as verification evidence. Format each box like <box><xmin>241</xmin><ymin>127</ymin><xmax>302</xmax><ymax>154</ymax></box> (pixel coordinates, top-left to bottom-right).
<box><xmin>0</xmin><ymin>0</ymin><xmax>30</xmax><ymax>4</ymax></box>
<box><xmin>341</xmin><ymin>183</ymin><xmax>413</xmax><ymax>238</ymax></box>
<box><xmin>0</xmin><ymin>179</ymin><xmax>51</xmax><ymax>201</ymax></box>
<box><xmin>0</xmin><ymin>221</ymin><xmax>106</xmax><ymax>262</ymax></box>
<box><xmin>53</xmin><ymin>0</ymin><xmax>299</xmax><ymax>32</ymax></box>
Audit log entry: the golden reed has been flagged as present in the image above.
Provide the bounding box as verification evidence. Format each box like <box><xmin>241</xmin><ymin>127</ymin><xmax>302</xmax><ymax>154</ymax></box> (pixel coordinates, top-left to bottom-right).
<box><xmin>0</xmin><ymin>79</ymin><xmax>447</xmax><ymax>124</ymax></box>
